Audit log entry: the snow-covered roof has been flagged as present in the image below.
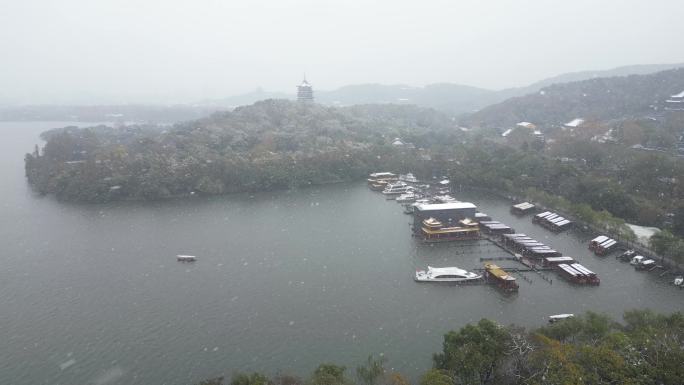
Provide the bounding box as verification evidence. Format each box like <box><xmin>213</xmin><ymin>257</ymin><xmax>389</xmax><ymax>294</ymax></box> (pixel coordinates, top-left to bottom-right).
<box><xmin>564</xmin><ymin>118</ymin><xmax>585</xmax><ymax>127</ymax></box>
<box><xmin>516</xmin><ymin>122</ymin><xmax>536</xmax><ymax>129</ymax></box>
<box><xmin>369</xmin><ymin>172</ymin><xmax>395</xmax><ymax>178</ymax></box>
<box><xmin>427</xmin><ymin>266</ymin><xmax>469</xmax><ymax>276</ymax></box>
<box><xmin>416</xmin><ymin>202</ymin><xmax>477</xmax><ymax>211</ymax></box>
<box><xmin>513</xmin><ymin>202</ymin><xmax>535</xmax><ymax>210</ymax></box>
<box><xmin>392</xmin><ymin>139</ymin><xmax>404</xmax><ymax>146</ymax></box>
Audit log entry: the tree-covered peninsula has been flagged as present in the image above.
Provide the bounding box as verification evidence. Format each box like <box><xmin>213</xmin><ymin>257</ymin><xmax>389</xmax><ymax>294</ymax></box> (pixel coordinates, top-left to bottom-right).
<box><xmin>24</xmin><ymin>100</ymin><xmax>462</xmax><ymax>202</ymax></box>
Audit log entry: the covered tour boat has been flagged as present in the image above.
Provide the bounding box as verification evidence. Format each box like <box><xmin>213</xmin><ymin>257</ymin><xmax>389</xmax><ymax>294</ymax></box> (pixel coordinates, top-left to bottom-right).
<box><xmin>415</xmin><ymin>266</ymin><xmax>482</xmax><ymax>282</ymax></box>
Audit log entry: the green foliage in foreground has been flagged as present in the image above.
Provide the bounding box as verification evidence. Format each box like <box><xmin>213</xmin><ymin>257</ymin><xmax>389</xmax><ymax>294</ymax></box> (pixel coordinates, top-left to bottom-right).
<box><xmin>193</xmin><ymin>310</ymin><xmax>684</xmax><ymax>385</ymax></box>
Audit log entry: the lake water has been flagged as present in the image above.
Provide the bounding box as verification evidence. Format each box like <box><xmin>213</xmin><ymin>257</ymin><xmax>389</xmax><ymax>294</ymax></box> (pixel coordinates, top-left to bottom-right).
<box><xmin>1</xmin><ymin>122</ymin><xmax>683</xmax><ymax>385</ymax></box>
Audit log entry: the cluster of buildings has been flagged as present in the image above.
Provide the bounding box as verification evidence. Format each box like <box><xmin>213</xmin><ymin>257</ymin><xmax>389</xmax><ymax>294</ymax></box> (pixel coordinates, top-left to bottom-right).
<box><xmin>366</xmin><ymin>172</ymin><xmax>605</xmax><ymax>288</ymax></box>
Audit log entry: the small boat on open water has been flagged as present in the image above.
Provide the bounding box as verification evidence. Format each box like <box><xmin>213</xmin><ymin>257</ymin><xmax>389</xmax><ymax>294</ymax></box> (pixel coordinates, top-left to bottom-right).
<box><xmin>177</xmin><ymin>255</ymin><xmax>197</xmax><ymax>262</ymax></box>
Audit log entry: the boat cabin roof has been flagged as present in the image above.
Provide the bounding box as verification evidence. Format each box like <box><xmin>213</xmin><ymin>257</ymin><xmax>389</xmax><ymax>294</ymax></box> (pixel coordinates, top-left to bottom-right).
<box><xmin>369</xmin><ymin>172</ymin><xmax>396</xmax><ymax>178</ymax></box>
<box><xmin>599</xmin><ymin>239</ymin><xmax>617</xmax><ymax>248</ymax></box>
<box><xmin>591</xmin><ymin>235</ymin><xmax>609</xmax><ymax>243</ymax></box>
<box><xmin>545</xmin><ymin>256</ymin><xmax>574</xmax><ymax>262</ymax></box>
<box><xmin>549</xmin><ymin>314</ymin><xmax>574</xmax><ymax>320</ymax></box>
<box><xmin>416</xmin><ymin>202</ymin><xmax>477</xmax><ymax>211</ymax></box>
<box><xmin>558</xmin><ymin>264</ymin><xmax>581</xmax><ymax>276</ymax></box>
<box><xmin>549</xmin><ymin>216</ymin><xmax>566</xmax><ymax>224</ymax></box>
<box><xmin>571</xmin><ymin>263</ymin><xmax>595</xmax><ymax>276</ymax></box>
<box><xmin>484</xmin><ymin>263</ymin><xmax>516</xmax><ymax>280</ymax></box>
<box><xmin>504</xmin><ymin>233</ymin><xmax>527</xmax><ymax>238</ymax></box>
<box><xmin>427</xmin><ymin>266</ymin><xmax>470</xmax><ymax>276</ymax></box>
<box><xmin>513</xmin><ymin>202</ymin><xmax>535</xmax><ymax>210</ymax></box>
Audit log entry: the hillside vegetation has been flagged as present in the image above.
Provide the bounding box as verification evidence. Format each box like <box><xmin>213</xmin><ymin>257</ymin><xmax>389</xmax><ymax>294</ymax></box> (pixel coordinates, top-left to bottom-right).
<box><xmin>24</xmin><ymin>100</ymin><xmax>461</xmax><ymax>202</ymax></box>
<box><xmin>462</xmin><ymin>68</ymin><xmax>684</xmax><ymax>128</ymax></box>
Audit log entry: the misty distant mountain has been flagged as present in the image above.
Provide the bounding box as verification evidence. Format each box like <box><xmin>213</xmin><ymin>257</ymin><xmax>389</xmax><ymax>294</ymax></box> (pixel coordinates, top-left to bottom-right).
<box><xmin>0</xmin><ymin>104</ymin><xmax>220</xmax><ymax>123</ymax></box>
<box><xmin>4</xmin><ymin>63</ymin><xmax>683</xmax><ymax>123</ymax></box>
<box><xmin>204</xmin><ymin>88</ymin><xmax>293</xmax><ymax>107</ymax></box>
<box><xmin>207</xmin><ymin>63</ymin><xmax>684</xmax><ymax>115</ymax></box>
<box><xmin>495</xmin><ymin>63</ymin><xmax>684</xmax><ymax>100</ymax></box>
<box><xmin>314</xmin><ymin>83</ymin><xmax>494</xmax><ymax>112</ymax></box>
<box><xmin>461</xmin><ymin>68</ymin><xmax>684</xmax><ymax>128</ymax></box>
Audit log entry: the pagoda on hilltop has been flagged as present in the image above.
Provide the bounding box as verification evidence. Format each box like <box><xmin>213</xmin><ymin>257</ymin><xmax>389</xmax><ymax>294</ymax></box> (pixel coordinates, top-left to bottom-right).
<box><xmin>297</xmin><ymin>75</ymin><xmax>314</xmax><ymax>102</ymax></box>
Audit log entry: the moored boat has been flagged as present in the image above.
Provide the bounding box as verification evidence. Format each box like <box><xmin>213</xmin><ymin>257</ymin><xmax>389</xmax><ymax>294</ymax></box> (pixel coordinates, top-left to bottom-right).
<box><xmin>399</xmin><ymin>173</ymin><xmax>419</xmax><ymax>183</ymax></box>
<box><xmin>618</xmin><ymin>249</ymin><xmax>637</xmax><ymax>262</ymax></box>
<box><xmin>396</xmin><ymin>192</ymin><xmax>418</xmax><ymax>203</ymax></box>
<box><xmin>415</xmin><ymin>266</ymin><xmax>482</xmax><ymax>282</ymax></box>
<box><xmin>484</xmin><ymin>262</ymin><xmax>519</xmax><ymax>292</ymax></box>
<box><xmin>630</xmin><ymin>255</ymin><xmax>645</xmax><ymax>265</ymax></box>
<box><xmin>635</xmin><ymin>259</ymin><xmax>656</xmax><ymax>270</ymax></box>
<box><xmin>382</xmin><ymin>182</ymin><xmax>411</xmax><ymax>195</ymax></box>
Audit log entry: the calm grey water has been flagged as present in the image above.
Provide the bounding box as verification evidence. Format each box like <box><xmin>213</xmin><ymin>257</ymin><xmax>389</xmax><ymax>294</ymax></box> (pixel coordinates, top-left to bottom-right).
<box><xmin>1</xmin><ymin>122</ymin><xmax>683</xmax><ymax>385</ymax></box>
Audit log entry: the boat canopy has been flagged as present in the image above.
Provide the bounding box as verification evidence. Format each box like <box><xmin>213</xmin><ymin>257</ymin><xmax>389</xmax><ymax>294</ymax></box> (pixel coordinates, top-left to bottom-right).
<box><xmin>591</xmin><ymin>235</ymin><xmax>609</xmax><ymax>243</ymax></box>
<box><xmin>427</xmin><ymin>266</ymin><xmax>470</xmax><ymax>276</ymax></box>
<box><xmin>513</xmin><ymin>202</ymin><xmax>535</xmax><ymax>210</ymax></box>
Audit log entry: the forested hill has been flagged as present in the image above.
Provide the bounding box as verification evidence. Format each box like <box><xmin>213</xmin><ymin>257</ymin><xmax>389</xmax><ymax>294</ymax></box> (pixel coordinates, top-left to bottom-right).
<box><xmin>25</xmin><ymin>100</ymin><xmax>462</xmax><ymax>202</ymax></box>
<box><xmin>461</xmin><ymin>68</ymin><xmax>684</xmax><ymax>128</ymax></box>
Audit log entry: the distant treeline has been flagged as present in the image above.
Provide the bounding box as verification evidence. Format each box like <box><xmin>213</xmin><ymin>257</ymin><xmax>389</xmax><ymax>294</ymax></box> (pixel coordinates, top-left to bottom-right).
<box><xmin>193</xmin><ymin>309</ymin><xmax>684</xmax><ymax>385</ymax></box>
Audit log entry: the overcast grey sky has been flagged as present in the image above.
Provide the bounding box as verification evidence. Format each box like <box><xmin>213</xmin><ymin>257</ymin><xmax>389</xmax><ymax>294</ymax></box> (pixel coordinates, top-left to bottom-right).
<box><xmin>2</xmin><ymin>0</ymin><xmax>683</xmax><ymax>104</ymax></box>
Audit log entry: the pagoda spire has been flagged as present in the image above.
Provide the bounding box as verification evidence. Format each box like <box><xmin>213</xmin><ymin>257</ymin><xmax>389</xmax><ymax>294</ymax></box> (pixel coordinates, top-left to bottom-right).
<box><xmin>297</xmin><ymin>74</ymin><xmax>314</xmax><ymax>102</ymax></box>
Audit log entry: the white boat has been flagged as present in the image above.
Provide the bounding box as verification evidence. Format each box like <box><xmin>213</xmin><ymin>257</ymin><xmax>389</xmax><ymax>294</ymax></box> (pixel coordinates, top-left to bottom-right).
<box><xmin>396</xmin><ymin>192</ymin><xmax>418</xmax><ymax>203</ymax></box>
<box><xmin>177</xmin><ymin>255</ymin><xmax>197</xmax><ymax>262</ymax></box>
<box><xmin>434</xmin><ymin>194</ymin><xmax>458</xmax><ymax>203</ymax></box>
<box><xmin>673</xmin><ymin>276</ymin><xmax>683</xmax><ymax>286</ymax></box>
<box><xmin>548</xmin><ymin>314</ymin><xmax>575</xmax><ymax>323</ymax></box>
<box><xmin>399</xmin><ymin>173</ymin><xmax>419</xmax><ymax>183</ymax></box>
<box><xmin>635</xmin><ymin>259</ymin><xmax>656</xmax><ymax>270</ymax></box>
<box><xmin>382</xmin><ymin>182</ymin><xmax>411</xmax><ymax>195</ymax></box>
<box><xmin>630</xmin><ymin>255</ymin><xmax>645</xmax><ymax>265</ymax></box>
<box><xmin>414</xmin><ymin>266</ymin><xmax>482</xmax><ymax>282</ymax></box>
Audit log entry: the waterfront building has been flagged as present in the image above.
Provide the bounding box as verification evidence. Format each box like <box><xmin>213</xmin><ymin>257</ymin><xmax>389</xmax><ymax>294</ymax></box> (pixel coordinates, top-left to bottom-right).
<box><xmin>665</xmin><ymin>90</ymin><xmax>684</xmax><ymax>111</ymax></box>
<box><xmin>413</xmin><ymin>202</ymin><xmax>477</xmax><ymax>230</ymax></box>
<box><xmin>420</xmin><ymin>217</ymin><xmax>480</xmax><ymax>242</ymax></box>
